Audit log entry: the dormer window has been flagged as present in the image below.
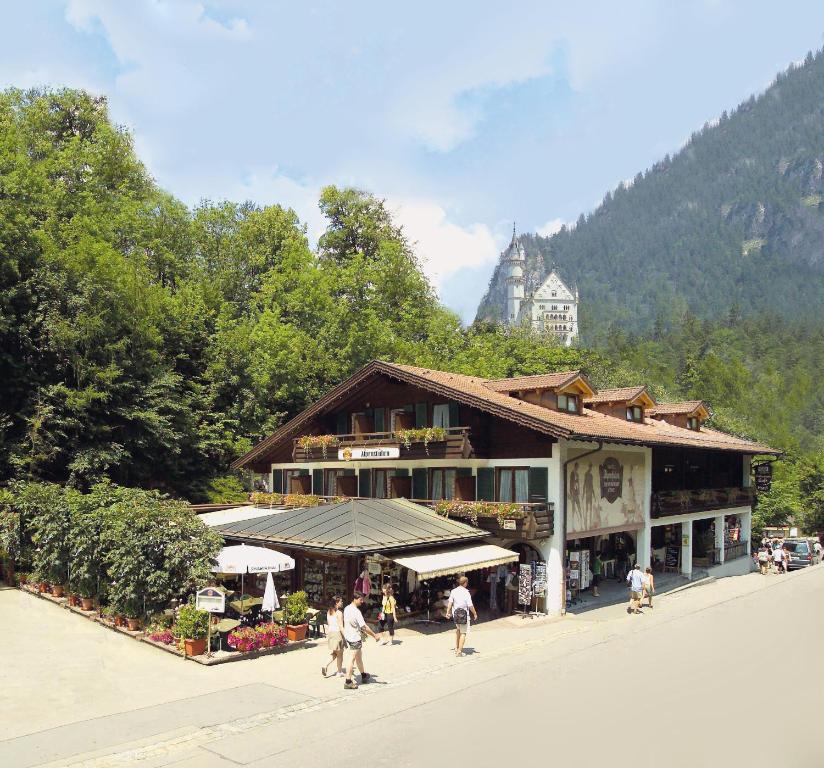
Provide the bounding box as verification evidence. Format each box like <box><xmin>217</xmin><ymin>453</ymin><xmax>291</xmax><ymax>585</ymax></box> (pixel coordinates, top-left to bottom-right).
<box><xmin>687</xmin><ymin>416</ymin><xmax>700</xmax><ymax>430</ymax></box>
<box><xmin>551</xmin><ymin>291</ymin><xmax>557</xmax><ymax>297</ymax></box>
<box><xmin>557</xmin><ymin>393</ymin><xmax>579</xmax><ymax>413</ymax></box>
<box><xmin>626</xmin><ymin>406</ymin><xmax>643</xmax><ymax>422</ymax></box>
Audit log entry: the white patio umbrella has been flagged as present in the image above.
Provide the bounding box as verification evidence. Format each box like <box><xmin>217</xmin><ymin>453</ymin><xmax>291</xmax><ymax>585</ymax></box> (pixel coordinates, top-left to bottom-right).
<box><xmin>261</xmin><ymin>570</ymin><xmax>280</xmax><ymax>615</ymax></box>
<box><xmin>212</xmin><ymin>544</ymin><xmax>294</xmax><ymax>615</ymax></box>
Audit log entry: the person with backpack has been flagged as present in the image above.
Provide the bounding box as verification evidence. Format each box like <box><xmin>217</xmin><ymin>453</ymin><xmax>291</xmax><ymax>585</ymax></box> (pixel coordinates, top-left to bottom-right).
<box><xmin>446</xmin><ymin>575</ymin><xmax>478</xmax><ymax>658</ymax></box>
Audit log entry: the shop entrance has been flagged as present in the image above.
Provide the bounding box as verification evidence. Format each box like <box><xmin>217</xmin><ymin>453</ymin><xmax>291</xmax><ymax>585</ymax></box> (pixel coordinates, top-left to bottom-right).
<box><xmin>566</xmin><ymin>530</ymin><xmax>637</xmax><ymax>607</ymax></box>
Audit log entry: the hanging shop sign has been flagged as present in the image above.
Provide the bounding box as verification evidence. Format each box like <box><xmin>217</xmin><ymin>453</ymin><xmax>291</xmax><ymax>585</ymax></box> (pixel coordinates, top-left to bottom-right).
<box><xmin>754</xmin><ymin>463</ymin><xmax>772</xmax><ymax>493</ymax></box>
<box><xmin>339</xmin><ymin>445</ymin><xmax>400</xmax><ymax>461</ymax></box>
<box><xmin>195</xmin><ymin>587</ymin><xmax>226</xmax><ymax>614</ymax></box>
<box><xmin>518</xmin><ymin>563</ymin><xmax>532</xmax><ymax>605</ymax></box>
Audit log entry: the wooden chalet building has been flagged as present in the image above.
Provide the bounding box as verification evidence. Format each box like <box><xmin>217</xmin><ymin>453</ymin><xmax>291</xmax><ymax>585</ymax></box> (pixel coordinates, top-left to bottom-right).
<box><xmin>232</xmin><ymin>361</ymin><xmax>777</xmax><ymax>614</ymax></box>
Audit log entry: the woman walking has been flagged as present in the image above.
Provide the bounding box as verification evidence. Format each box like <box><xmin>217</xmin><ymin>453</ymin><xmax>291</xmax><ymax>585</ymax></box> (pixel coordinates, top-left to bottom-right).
<box><xmin>377</xmin><ymin>584</ymin><xmax>398</xmax><ymax>645</ymax></box>
<box><xmin>642</xmin><ymin>567</ymin><xmax>655</xmax><ymax>609</ymax></box>
<box><xmin>322</xmin><ymin>595</ymin><xmax>345</xmax><ymax>678</ymax></box>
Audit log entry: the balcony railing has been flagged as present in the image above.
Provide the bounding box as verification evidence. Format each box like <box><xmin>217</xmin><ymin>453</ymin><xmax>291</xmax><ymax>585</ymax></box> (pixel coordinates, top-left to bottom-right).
<box><xmin>650</xmin><ymin>486</ymin><xmax>755</xmax><ymax>518</ymax></box>
<box><xmin>292</xmin><ymin>427</ymin><xmax>472</xmax><ymax>462</ymax></box>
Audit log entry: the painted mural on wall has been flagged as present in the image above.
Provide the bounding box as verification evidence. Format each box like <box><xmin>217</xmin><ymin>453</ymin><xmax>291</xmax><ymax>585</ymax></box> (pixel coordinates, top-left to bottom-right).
<box><xmin>567</xmin><ymin>452</ymin><xmax>645</xmax><ymax>534</ymax></box>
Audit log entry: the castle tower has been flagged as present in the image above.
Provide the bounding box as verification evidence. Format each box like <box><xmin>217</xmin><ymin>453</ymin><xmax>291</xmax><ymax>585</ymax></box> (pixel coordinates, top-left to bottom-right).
<box><xmin>503</xmin><ymin>224</ymin><xmax>526</xmax><ymax>324</ymax></box>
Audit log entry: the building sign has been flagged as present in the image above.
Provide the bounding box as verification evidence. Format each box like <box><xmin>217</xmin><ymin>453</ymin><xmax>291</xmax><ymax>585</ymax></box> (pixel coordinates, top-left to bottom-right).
<box><xmin>339</xmin><ymin>445</ymin><xmax>400</xmax><ymax>461</ymax></box>
<box><xmin>599</xmin><ymin>457</ymin><xmax>623</xmax><ymax>504</ymax></box>
<box><xmin>195</xmin><ymin>587</ymin><xmax>226</xmax><ymax>614</ymax></box>
<box><xmin>533</xmin><ymin>563</ymin><xmax>547</xmax><ymax>597</ymax></box>
<box><xmin>754</xmin><ymin>463</ymin><xmax>772</xmax><ymax>493</ymax></box>
<box><xmin>501</xmin><ymin>519</ymin><xmax>517</xmax><ymax>530</ymax></box>
<box><xmin>567</xmin><ymin>451</ymin><xmax>645</xmax><ymax>536</ymax></box>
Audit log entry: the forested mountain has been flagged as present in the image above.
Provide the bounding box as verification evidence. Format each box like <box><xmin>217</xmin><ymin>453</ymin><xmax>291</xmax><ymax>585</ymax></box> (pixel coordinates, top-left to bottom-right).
<box><xmin>476</xmin><ymin>49</ymin><xmax>824</xmax><ymax>339</ymax></box>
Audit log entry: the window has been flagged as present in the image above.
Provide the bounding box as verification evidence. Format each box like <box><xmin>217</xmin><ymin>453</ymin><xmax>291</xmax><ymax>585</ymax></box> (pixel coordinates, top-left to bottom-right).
<box><xmin>564</xmin><ymin>305</ymin><xmax>570</xmax><ymax>310</ymax></box>
<box><xmin>539</xmin><ymin>304</ymin><xmax>545</xmax><ymax>309</ymax></box>
<box><xmin>324</xmin><ymin>469</ymin><xmax>348</xmax><ymax>496</ymax></box>
<box><xmin>430</xmin><ymin>468</ymin><xmax>456</xmax><ymax>500</ymax></box>
<box><xmin>373</xmin><ymin>468</ymin><xmax>391</xmax><ymax>499</ymax></box>
<box><xmin>551</xmin><ymin>291</ymin><xmax>557</xmax><ymax>297</ymax></box>
<box><xmin>284</xmin><ymin>469</ymin><xmax>309</xmax><ymax>493</ymax></box>
<box><xmin>626</xmin><ymin>405</ymin><xmax>643</xmax><ymax>422</ymax></box>
<box><xmin>687</xmin><ymin>417</ymin><xmax>699</xmax><ymax>430</ymax></box>
<box><xmin>557</xmin><ymin>393</ymin><xmax>579</xmax><ymax>413</ymax></box>
<box><xmin>497</xmin><ymin>468</ymin><xmax>529</xmax><ymax>503</ymax></box>
<box><xmin>551</xmin><ymin>304</ymin><xmax>558</xmax><ymax>310</ymax></box>
<box><xmin>432</xmin><ymin>404</ymin><xmax>450</xmax><ymax>428</ymax></box>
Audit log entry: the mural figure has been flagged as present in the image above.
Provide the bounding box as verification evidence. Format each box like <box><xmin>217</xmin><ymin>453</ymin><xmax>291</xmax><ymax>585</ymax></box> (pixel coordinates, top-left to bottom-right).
<box><xmin>569</xmin><ymin>463</ymin><xmax>583</xmax><ymax>531</ymax></box>
<box><xmin>583</xmin><ymin>462</ymin><xmax>596</xmax><ymax>530</ymax></box>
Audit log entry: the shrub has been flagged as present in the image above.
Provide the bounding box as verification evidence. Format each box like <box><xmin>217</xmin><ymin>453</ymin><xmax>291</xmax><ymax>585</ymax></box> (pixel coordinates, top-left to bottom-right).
<box><xmin>284</xmin><ymin>590</ymin><xmax>309</xmax><ymax>625</ymax></box>
<box><xmin>175</xmin><ymin>603</ymin><xmax>209</xmax><ymax>640</ymax></box>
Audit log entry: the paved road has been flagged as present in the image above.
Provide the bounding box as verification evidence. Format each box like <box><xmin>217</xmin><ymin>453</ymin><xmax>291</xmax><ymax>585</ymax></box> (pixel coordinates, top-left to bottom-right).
<box><xmin>2</xmin><ymin>566</ymin><xmax>822</xmax><ymax>768</ymax></box>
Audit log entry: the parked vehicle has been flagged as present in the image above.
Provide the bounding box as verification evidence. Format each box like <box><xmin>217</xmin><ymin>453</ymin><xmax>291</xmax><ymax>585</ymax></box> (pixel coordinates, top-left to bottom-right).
<box><xmin>782</xmin><ymin>538</ymin><xmax>821</xmax><ymax>570</ymax></box>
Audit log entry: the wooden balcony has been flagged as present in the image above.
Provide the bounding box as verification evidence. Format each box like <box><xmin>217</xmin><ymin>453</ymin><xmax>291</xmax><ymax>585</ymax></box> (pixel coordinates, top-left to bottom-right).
<box><xmin>650</xmin><ymin>486</ymin><xmax>755</xmax><ymax>519</ymax></box>
<box><xmin>292</xmin><ymin>427</ymin><xmax>473</xmax><ymax>462</ymax></box>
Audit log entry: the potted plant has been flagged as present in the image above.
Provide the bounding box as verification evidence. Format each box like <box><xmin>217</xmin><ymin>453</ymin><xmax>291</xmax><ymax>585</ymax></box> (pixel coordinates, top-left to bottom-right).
<box><xmin>80</xmin><ymin>596</ymin><xmax>94</xmax><ymax>611</ymax></box>
<box><xmin>176</xmin><ymin>603</ymin><xmax>209</xmax><ymax>656</ymax></box>
<box><xmin>284</xmin><ymin>590</ymin><xmax>309</xmax><ymax>641</ymax></box>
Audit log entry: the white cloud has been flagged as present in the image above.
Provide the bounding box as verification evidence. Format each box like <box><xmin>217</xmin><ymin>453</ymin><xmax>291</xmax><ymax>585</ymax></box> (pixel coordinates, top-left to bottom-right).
<box><xmin>390</xmin><ymin>199</ymin><xmax>500</xmax><ymax>288</ymax></box>
<box><xmin>536</xmin><ymin>218</ymin><xmax>566</xmax><ymax>237</ymax></box>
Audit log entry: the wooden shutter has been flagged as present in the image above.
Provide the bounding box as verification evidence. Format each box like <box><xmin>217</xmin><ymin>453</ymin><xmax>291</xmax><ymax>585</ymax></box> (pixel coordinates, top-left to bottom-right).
<box><xmin>477</xmin><ymin>468</ymin><xmax>494</xmax><ymax>501</ymax></box>
<box><xmin>272</xmin><ymin>469</ymin><xmax>283</xmax><ymax>494</ymax></box>
<box><xmin>528</xmin><ymin>467</ymin><xmax>549</xmax><ymax>504</ymax></box>
<box><xmin>412</xmin><ymin>467</ymin><xmax>428</xmax><ymax>499</ymax></box>
<box><xmin>415</xmin><ymin>402</ymin><xmax>428</xmax><ymax>428</ymax></box>
<box><xmin>336</xmin><ymin>412</ymin><xmax>348</xmax><ymax>435</ymax></box>
<box><xmin>448</xmin><ymin>402</ymin><xmax>460</xmax><ymax>428</ymax></box>
<box><xmin>358</xmin><ymin>470</ymin><xmax>371</xmax><ymax>498</ymax></box>
<box><xmin>312</xmin><ymin>468</ymin><xmax>323</xmax><ymax>495</ymax></box>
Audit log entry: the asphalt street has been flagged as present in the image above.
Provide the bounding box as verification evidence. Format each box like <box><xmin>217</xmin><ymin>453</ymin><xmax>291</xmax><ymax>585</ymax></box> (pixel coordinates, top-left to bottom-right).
<box><xmin>2</xmin><ymin>565</ymin><xmax>822</xmax><ymax>768</ymax></box>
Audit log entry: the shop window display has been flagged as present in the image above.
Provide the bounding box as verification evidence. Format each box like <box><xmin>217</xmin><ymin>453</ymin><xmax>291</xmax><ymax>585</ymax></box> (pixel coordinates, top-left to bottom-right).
<box><xmin>303</xmin><ymin>556</ymin><xmax>347</xmax><ymax>607</ymax></box>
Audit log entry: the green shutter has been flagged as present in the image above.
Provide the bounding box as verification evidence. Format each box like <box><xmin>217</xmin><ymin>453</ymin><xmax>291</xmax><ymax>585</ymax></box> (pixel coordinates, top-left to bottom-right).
<box><xmin>374</xmin><ymin>408</ymin><xmax>385</xmax><ymax>433</ymax></box>
<box><xmin>477</xmin><ymin>468</ymin><xmax>494</xmax><ymax>501</ymax></box>
<box><xmin>336</xmin><ymin>412</ymin><xmax>348</xmax><ymax>435</ymax></box>
<box><xmin>415</xmin><ymin>402</ymin><xmax>428</xmax><ymax>427</ymax></box>
<box><xmin>528</xmin><ymin>467</ymin><xmax>548</xmax><ymax>504</ymax></box>
<box><xmin>298</xmin><ymin>468</ymin><xmax>309</xmax><ymax>476</ymax></box>
<box><xmin>358</xmin><ymin>470</ymin><xmax>371</xmax><ymax>498</ymax></box>
<box><xmin>412</xmin><ymin>468</ymin><xmax>428</xmax><ymax>499</ymax></box>
<box><xmin>456</xmin><ymin>467</ymin><xmax>472</xmax><ymax>477</ymax></box>
<box><xmin>393</xmin><ymin>468</ymin><xmax>410</xmax><ymax>477</ymax></box>
<box><xmin>312</xmin><ymin>469</ymin><xmax>323</xmax><ymax>495</ymax></box>
<box><xmin>403</xmin><ymin>403</ymin><xmax>414</xmax><ymax>413</ymax></box>
<box><xmin>342</xmin><ymin>468</ymin><xmax>356</xmax><ymax>476</ymax></box>
<box><xmin>448</xmin><ymin>402</ymin><xmax>460</xmax><ymax>428</ymax></box>
<box><xmin>272</xmin><ymin>469</ymin><xmax>283</xmax><ymax>494</ymax></box>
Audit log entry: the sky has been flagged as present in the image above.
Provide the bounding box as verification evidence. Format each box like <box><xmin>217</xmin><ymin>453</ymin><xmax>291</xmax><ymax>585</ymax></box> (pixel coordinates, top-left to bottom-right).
<box><xmin>3</xmin><ymin>2</ymin><xmax>824</xmax><ymax>321</ymax></box>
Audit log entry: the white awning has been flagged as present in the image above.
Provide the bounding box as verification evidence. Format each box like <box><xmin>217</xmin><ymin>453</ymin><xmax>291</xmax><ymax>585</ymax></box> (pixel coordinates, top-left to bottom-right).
<box><xmin>391</xmin><ymin>543</ymin><xmax>519</xmax><ymax>579</ymax></box>
<box><xmin>198</xmin><ymin>506</ymin><xmax>288</xmax><ymax>528</ymax></box>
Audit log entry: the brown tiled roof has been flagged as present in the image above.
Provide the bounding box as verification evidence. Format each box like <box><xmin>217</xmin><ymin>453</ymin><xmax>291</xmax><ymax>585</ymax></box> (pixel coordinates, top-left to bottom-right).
<box><xmin>486</xmin><ymin>371</ymin><xmax>582</xmax><ymax>392</ymax></box>
<box><xmin>232</xmin><ymin>361</ymin><xmax>777</xmax><ymax>469</ymax></box>
<box><xmin>649</xmin><ymin>401</ymin><xmax>707</xmax><ymax>416</ymax></box>
<box><xmin>584</xmin><ymin>386</ymin><xmax>651</xmax><ymax>405</ymax></box>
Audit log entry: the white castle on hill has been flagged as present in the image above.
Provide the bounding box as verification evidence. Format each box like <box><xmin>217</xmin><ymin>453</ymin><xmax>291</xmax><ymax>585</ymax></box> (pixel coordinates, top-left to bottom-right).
<box><xmin>502</xmin><ymin>226</ymin><xmax>579</xmax><ymax>346</ymax></box>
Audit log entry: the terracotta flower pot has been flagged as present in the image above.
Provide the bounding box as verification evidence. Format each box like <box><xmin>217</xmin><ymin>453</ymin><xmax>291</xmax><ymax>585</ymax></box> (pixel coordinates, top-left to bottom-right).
<box><xmin>286</xmin><ymin>623</ymin><xmax>308</xmax><ymax>642</ymax></box>
<box><xmin>184</xmin><ymin>637</ymin><xmax>207</xmax><ymax>656</ymax></box>
<box><xmin>114</xmin><ymin>614</ymin><xmax>125</xmax><ymax>627</ymax></box>
<box><xmin>52</xmin><ymin>584</ymin><xmax>65</xmax><ymax>598</ymax></box>
<box><xmin>38</xmin><ymin>582</ymin><xmax>49</xmax><ymax>593</ymax></box>
<box><xmin>126</xmin><ymin>617</ymin><xmax>141</xmax><ymax>632</ymax></box>
<box><xmin>81</xmin><ymin>597</ymin><xmax>94</xmax><ymax>611</ymax></box>
<box><xmin>18</xmin><ymin>573</ymin><xmax>28</xmax><ymax>585</ymax></box>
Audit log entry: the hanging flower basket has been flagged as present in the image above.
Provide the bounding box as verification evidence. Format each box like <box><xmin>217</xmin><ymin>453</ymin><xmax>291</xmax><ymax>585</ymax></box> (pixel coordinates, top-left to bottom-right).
<box><xmin>393</xmin><ymin>427</ymin><xmax>447</xmax><ymax>454</ymax></box>
<box><xmin>296</xmin><ymin>434</ymin><xmax>340</xmax><ymax>459</ymax></box>
<box><xmin>434</xmin><ymin>500</ymin><xmax>525</xmax><ymax>526</ymax></box>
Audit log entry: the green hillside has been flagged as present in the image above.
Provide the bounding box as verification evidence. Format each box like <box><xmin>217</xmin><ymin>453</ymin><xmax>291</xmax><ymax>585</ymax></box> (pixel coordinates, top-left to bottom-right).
<box><xmin>477</xmin><ymin>49</ymin><xmax>824</xmax><ymax>339</ymax></box>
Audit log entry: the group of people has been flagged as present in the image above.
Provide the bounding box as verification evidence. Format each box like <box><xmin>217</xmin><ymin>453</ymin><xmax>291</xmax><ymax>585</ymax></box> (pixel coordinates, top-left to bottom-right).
<box><xmin>626</xmin><ymin>563</ymin><xmax>655</xmax><ymax>615</ymax></box>
<box><xmin>756</xmin><ymin>538</ymin><xmax>791</xmax><ymax>575</ymax></box>
<box><xmin>322</xmin><ymin>576</ymin><xmax>478</xmax><ymax>690</ymax></box>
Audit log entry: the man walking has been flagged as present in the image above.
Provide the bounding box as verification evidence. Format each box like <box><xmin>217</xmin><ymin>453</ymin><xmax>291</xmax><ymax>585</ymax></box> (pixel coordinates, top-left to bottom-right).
<box><xmin>772</xmin><ymin>543</ymin><xmax>784</xmax><ymax>574</ymax></box>
<box><xmin>626</xmin><ymin>562</ymin><xmax>645</xmax><ymax>615</ymax></box>
<box><xmin>342</xmin><ymin>591</ymin><xmax>379</xmax><ymax>690</ymax></box>
<box><xmin>446</xmin><ymin>576</ymin><xmax>478</xmax><ymax>657</ymax></box>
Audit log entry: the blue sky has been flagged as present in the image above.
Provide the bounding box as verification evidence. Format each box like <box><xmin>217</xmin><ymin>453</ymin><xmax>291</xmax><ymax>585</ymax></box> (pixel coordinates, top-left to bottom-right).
<box><xmin>3</xmin><ymin>2</ymin><xmax>824</xmax><ymax>321</ymax></box>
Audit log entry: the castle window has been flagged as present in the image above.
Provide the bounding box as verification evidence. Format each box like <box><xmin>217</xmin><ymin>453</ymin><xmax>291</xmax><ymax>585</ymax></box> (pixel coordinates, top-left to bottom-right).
<box><xmin>564</xmin><ymin>305</ymin><xmax>570</xmax><ymax>310</ymax></box>
<box><xmin>557</xmin><ymin>393</ymin><xmax>579</xmax><ymax>413</ymax></box>
<box><xmin>551</xmin><ymin>304</ymin><xmax>558</xmax><ymax>310</ymax></box>
<box><xmin>539</xmin><ymin>304</ymin><xmax>545</xmax><ymax>309</ymax></box>
<box><xmin>551</xmin><ymin>291</ymin><xmax>557</xmax><ymax>297</ymax></box>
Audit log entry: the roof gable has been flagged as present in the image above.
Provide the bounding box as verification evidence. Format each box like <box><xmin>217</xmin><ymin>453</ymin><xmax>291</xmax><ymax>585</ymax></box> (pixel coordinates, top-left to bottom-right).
<box><xmin>533</xmin><ymin>271</ymin><xmax>575</xmax><ymax>301</ymax></box>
